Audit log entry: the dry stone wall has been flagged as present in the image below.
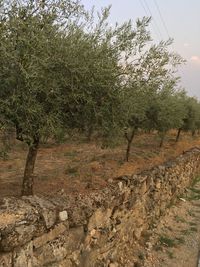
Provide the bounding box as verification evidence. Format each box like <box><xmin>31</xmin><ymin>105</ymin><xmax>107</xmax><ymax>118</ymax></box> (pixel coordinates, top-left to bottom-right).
<box><xmin>0</xmin><ymin>147</ymin><xmax>200</xmax><ymax>267</ymax></box>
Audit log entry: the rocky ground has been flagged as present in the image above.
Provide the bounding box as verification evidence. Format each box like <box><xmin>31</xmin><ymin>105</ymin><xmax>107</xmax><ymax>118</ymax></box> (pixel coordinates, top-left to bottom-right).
<box><xmin>141</xmin><ymin>177</ymin><xmax>200</xmax><ymax>267</ymax></box>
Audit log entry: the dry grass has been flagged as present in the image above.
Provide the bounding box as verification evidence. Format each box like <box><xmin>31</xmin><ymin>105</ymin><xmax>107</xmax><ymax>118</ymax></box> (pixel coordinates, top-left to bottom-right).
<box><xmin>143</xmin><ymin>179</ymin><xmax>200</xmax><ymax>267</ymax></box>
<box><xmin>0</xmin><ymin>131</ymin><xmax>200</xmax><ymax>198</ymax></box>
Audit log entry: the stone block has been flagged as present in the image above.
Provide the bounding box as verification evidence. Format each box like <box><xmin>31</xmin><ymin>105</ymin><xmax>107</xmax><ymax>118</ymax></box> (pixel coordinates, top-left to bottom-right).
<box><xmin>59</xmin><ymin>211</ymin><xmax>68</xmax><ymax>222</ymax></box>
<box><xmin>33</xmin><ymin>223</ymin><xmax>67</xmax><ymax>249</ymax></box>
<box><xmin>23</xmin><ymin>196</ymin><xmax>57</xmax><ymax>229</ymax></box>
<box><xmin>0</xmin><ymin>198</ymin><xmax>41</xmax><ymax>252</ymax></box>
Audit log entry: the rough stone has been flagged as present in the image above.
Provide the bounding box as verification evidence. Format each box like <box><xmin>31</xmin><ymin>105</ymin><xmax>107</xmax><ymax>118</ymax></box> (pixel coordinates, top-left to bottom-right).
<box><xmin>23</xmin><ymin>196</ymin><xmax>57</xmax><ymax>229</ymax></box>
<box><xmin>13</xmin><ymin>242</ymin><xmax>33</xmax><ymax>267</ymax></box>
<box><xmin>33</xmin><ymin>223</ymin><xmax>67</xmax><ymax>249</ymax></box>
<box><xmin>88</xmin><ymin>208</ymin><xmax>112</xmax><ymax>231</ymax></box>
<box><xmin>59</xmin><ymin>211</ymin><xmax>68</xmax><ymax>222</ymax></box>
<box><xmin>0</xmin><ymin>199</ymin><xmax>40</xmax><ymax>252</ymax></box>
<box><xmin>0</xmin><ymin>252</ymin><xmax>12</xmax><ymax>267</ymax></box>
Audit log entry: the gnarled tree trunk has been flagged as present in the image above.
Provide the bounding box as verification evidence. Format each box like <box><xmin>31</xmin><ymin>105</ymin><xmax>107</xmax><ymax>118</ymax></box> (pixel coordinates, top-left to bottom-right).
<box><xmin>176</xmin><ymin>128</ymin><xmax>182</xmax><ymax>142</ymax></box>
<box><xmin>159</xmin><ymin>132</ymin><xmax>166</xmax><ymax>148</ymax></box>
<box><xmin>21</xmin><ymin>139</ymin><xmax>39</xmax><ymax>196</ymax></box>
<box><xmin>192</xmin><ymin>130</ymin><xmax>196</xmax><ymax>137</ymax></box>
<box><xmin>86</xmin><ymin>125</ymin><xmax>93</xmax><ymax>142</ymax></box>
<box><xmin>125</xmin><ymin>129</ymin><xmax>135</xmax><ymax>162</ymax></box>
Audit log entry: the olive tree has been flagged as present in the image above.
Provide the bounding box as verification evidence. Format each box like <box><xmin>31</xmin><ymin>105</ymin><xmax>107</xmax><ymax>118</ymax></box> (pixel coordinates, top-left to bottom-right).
<box><xmin>122</xmin><ymin>22</ymin><xmax>184</xmax><ymax>160</ymax></box>
<box><xmin>0</xmin><ymin>0</ymin><xmax>86</xmax><ymax>195</ymax></box>
<box><xmin>61</xmin><ymin>11</ymin><xmax>150</xmax><ymax>144</ymax></box>
<box><xmin>179</xmin><ymin>96</ymin><xmax>200</xmax><ymax>138</ymax></box>
<box><xmin>149</xmin><ymin>85</ymin><xmax>187</xmax><ymax>147</ymax></box>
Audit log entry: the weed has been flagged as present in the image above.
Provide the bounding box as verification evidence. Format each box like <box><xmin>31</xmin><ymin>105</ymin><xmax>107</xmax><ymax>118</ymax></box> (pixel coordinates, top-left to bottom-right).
<box><xmin>175</xmin><ymin>236</ymin><xmax>185</xmax><ymax>244</ymax></box>
<box><xmin>166</xmin><ymin>200</ymin><xmax>175</xmax><ymax>209</ymax></box>
<box><xmin>138</xmin><ymin>252</ymin><xmax>145</xmax><ymax>261</ymax></box>
<box><xmin>159</xmin><ymin>236</ymin><xmax>176</xmax><ymax>247</ymax></box>
<box><xmin>65</xmin><ymin>166</ymin><xmax>78</xmax><ymax>175</ymax></box>
<box><xmin>64</xmin><ymin>151</ymin><xmax>78</xmax><ymax>158</ymax></box>
<box><xmin>174</xmin><ymin>215</ymin><xmax>186</xmax><ymax>223</ymax></box>
<box><xmin>191</xmin><ymin>176</ymin><xmax>200</xmax><ymax>187</ymax></box>
<box><xmin>189</xmin><ymin>194</ymin><xmax>200</xmax><ymax>200</ymax></box>
<box><xmin>187</xmin><ymin>210</ymin><xmax>196</xmax><ymax>217</ymax></box>
<box><xmin>186</xmin><ymin>186</ymin><xmax>200</xmax><ymax>202</ymax></box>
<box><xmin>190</xmin><ymin>226</ymin><xmax>198</xmax><ymax>232</ymax></box>
<box><xmin>0</xmin><ymin>150</ymin><xmax>9</xmax><ymax>160</ymax></box>
<box><xmin>166</xmin><ymin>250</ymin><xmax>174</xmax><ymax>259</ymax></box>
<box><xmin>154</xmin><ymin>244</ymin><xmax>163</xmax><ymax>251</ymax></box>
<box><xmin>188</xmin><ymin>221</ymin><xmax>197</xmax><ymax>226</ymax></box>
<box><xmin>180</xmin><ymin>229</ymin><xmax>190</xmax><ymax>236</ymax></box>
<box><xmin>118</xmin><ymin>159</ymin><xmax>124</xmax><ymax>165</ymax></box>
<box><xmin>190</xmin><ymin>188</ymin><xmax>200</xmax><ymax>194</ymax></box>
<box><xmin>181</xmin><ymin>226</ymin><xmax>197</xmax><ymax>235</ymax></box>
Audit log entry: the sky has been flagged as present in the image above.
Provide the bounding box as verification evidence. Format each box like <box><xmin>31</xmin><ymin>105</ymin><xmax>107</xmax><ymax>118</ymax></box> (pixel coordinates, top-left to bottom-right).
<box><xmin>82</xmin><ymin>0</ymin><xmax>200</xmax><ymax>99</ymax></box>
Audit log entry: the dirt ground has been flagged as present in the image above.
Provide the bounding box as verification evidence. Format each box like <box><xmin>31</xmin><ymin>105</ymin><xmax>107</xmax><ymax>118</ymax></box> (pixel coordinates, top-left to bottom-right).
<box><xmin>142</xmin><ymin>178</ymin><xmax>200</xmax><ymax>267</ymax></box>
<box><xmin>0</xmin><ymin>131</ymin><xmax>200</xmax><ymax>198</ymax></box>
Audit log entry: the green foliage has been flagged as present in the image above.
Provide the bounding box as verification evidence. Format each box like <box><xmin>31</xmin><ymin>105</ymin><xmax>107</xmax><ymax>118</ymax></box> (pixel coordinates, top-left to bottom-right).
<box><xmin>53</xmin><ymin>127</ymin><xmax>67</xmax><ymax>144</ymax></box>
<box><xmin>0</xmin><ymin>149</ymin><xmax>8</xmax><ymax>160</ymax></box>
<box><xmin>181</xmin><ymin>97</ymin><xmax>200</xmax><ymax>133</ymax></box>
<box><xmin>159</xmin><ymin>235</ymin><xmax>176</xmax><ymax>247</ymax></box>
<box><xmin>0</xmin><ymin>0</ymin><xmax>84</xmax><ymax>144</ymax></box>
<box><xmin>0</xmin><ymin>0</ymin><xmax>199</xmax><ymax>193</ymax></box>
<box><xmin>145</xmin><ymin>85</ymin><xmax>187</xmax><ymax>146</ymax></box>
<box><xmin>1</xmin><ymin>0</ymin><xmax>197</xmax><ymax>148</ymax></box>
<box><xmin>166</xmin><ymin>250</ymin><xmax>174</xmax><ymax>259</ymax></box>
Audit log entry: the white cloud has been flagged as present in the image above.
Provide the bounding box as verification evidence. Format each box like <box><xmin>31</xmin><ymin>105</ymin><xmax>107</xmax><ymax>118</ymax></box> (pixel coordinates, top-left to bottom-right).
<box><xmin>190</xmin><ymin>56</ymin><xmax>200</xmax><ymax>64</ymax></box>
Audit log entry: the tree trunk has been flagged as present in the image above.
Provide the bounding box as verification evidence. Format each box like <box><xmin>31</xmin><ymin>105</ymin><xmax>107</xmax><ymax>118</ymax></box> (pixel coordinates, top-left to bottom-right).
<box><xmin>87</xmin><ymin>125</ymin><xmax>93</xmax><ymax>142</ymax></box>
<box><xmin>125</xmin><ymin>129</ymin><xmax>135</xmax><ymax>162</ymax></box>
<box><xmin>21</xmin><ymin>140</ymin><xmax>39</xmax><ymax>196</ymax></box>
<box><xmin>148</xmin><ymin>129</ymin><xmax>152</xmax><ymax>134</ymax></box>
<box><xmin>192</xmin><ymin>130</ymin><xmax>196</xmax><ymax>137</ymax></box>
<box><xmin>159</xmin><ymin>133</ymin><xmax>165</xmax><ymax>148</ymax></box>
<box><xmin>175</xmin><ymin>128</ymin><xmax>182</xmax><ymax>142</ymax></box>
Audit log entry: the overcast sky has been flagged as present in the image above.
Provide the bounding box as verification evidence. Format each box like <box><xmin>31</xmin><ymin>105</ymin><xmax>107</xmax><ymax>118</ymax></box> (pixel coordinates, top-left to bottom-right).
<box><xmin>82</xmin><ymin>0</ymin><xmax>200</xmax><ymax>99</ymax></box>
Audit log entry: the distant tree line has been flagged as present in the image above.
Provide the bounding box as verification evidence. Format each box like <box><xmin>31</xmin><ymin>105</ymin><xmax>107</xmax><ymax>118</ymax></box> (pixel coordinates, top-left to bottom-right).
<box><xmin>0</xmin><ymin>0</ymin><xmax>200</xmax><ymax>195</ymax></box>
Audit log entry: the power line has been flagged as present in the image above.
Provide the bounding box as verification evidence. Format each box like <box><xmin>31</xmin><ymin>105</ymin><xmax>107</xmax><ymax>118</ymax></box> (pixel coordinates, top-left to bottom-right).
<box><xmin>138</xmin><ymin>0</ymin><xmax>163</xmax><ymax>41</ymax></box>
<box><xmin>152</xmin><ymin>0</ymin><xmax>175</xmax><ymax>51</ymax></box>
<box><xmin>142</xmin><ymin>0</ymin><xmax>163</xmax><ymax>40</ymax></box>
<box><xmin>139</xmin><ymin>0</ymin><xmax>184</xmax><ymax>80</ymax></box>
<box><xmin>152</xmin><ymin>0</ymin><xmax>170</xmax><ymax>39</ymax></box>
<box><xmin>152</xmin><ymin>0</ymin><xmax>185</xmax><ymax>79</ymax></box>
